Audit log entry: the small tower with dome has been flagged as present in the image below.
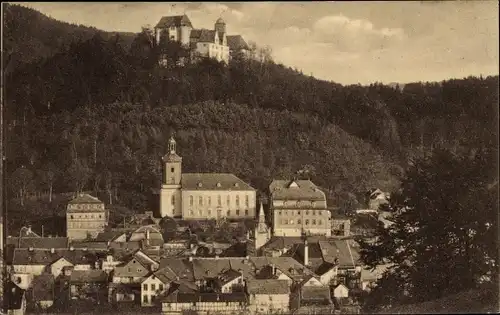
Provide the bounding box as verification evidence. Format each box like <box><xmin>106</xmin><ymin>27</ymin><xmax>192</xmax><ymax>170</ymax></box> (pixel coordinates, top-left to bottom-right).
<box><xmin>214</xmin><ymin>17</ymin><xmax>226</xmax><ymax>34</ymax></box>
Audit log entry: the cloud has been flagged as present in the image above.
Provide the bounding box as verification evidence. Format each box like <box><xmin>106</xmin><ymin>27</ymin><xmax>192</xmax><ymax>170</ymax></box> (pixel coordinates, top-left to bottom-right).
<box><xmin>314</xmin><ymin>14</ymin><xmax>405</xmax><ymax>39</ymax></box>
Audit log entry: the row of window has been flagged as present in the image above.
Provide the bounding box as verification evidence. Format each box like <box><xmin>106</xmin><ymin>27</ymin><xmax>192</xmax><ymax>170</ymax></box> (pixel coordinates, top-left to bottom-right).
<box><xmin>186</xmin><ymin>195</ymin><xmax>251</xmax><ymax>207</ymax></box>
<box><xmin>143</xmin><ymin>283</ymin><xmax>164</xmax><ymax>292</ymax></box>
<box><xmin>188</xmin><ymin>209</ymin><xmax>250</xmax><ymax>217</ymax></box>
<box><xmin>68</xmin><ymin>222</ymin><xmax>105</xmax><ymax>229</ymax></box>
<box><xmin>280</xmin><ymin>219</ymin><xmax>323</xmax><ymax>225</ymax></box>
<box><xmin>68</xmin><ymin>204</ymin><xmax>104</xmax><ymax>210</ymax></box>
<box><xmin>68</xmin><ymin>214</ymin><xmax>104</xmax><ymax>220</ymax></box>
<box><xmin>277</xmin><ymin>210</ymin><xmax>325</xmax><ymax>216</ymax></box>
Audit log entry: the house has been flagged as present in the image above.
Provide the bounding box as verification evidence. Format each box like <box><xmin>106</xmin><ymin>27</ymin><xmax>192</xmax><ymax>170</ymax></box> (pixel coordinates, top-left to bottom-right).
<box><xmin>247</xmin><ymin>279</ymin><xmax>290</xmax><ymax>314</ymax></box>
<box><xmin>28</xmin><ymin>274</ymin><xmax>55</xmax><ymax>310</ymax></box>
<box><xmin>333</xmin><ymin>283</ymin><xmax>349</xmax><ymax>298</ymax></box>
<box><xmin>5</xmin><ymin>280</ymin><xmax>27</xmax><ymax>315</ymax></box>
<box><xmin>129</xmin><ymin>225</ymin><xmax>164</xmax><ymax>248</ymax></box>
<box><xmin>159</xmin><ymin>137</ymin><xmax>257</xmax><ymax>220</ymax></box>
<box><xmin>269</xmin><ymin>179</ymin><xmax>331</xmax><ymax>237</ymax></box>
<box><xmin>161</xmin><ymin>291</ymin><xmax>247</xmax><ymax>314</ymax></box>
<box><xmin>112</xmin><ymin>253</ymin><xmax>154</xmax><ymax>284</ymax></box>
<box><xmin>215</xmin><ymin>268</ymin><xmax>244</xmax><ymax>293</ymax></box>
<box><xmin>141</xmin><ymin>267</ymin><xmax>177</xmax><ymax>306</ymax></box>
<box><xmin>69</xmin><ymin>270</ymin><xmax>109</xmax><ymax>302</ymax></box>
<box><xmin>66</xmin><ymin>194</ymin><xmax>108</xmax><ymax>240</ymax></box>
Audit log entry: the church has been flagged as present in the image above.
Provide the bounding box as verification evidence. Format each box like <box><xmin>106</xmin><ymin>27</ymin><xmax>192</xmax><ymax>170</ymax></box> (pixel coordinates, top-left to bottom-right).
<box><xmin>160</xmin><ymin>137</ymin><xmax>257</xmax><ymax>220</ymax></box>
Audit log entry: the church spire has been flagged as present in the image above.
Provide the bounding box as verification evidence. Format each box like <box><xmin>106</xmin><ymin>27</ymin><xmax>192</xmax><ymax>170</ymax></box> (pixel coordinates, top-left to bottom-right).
<box><xmin>258</xmin><ymin>202</ymin><xmax>265</xmax><ymax>222</ymax></box>
<box><xmin>168</xmin><ymin>136</ymin><xmax>176</xmax><ymax>154</ymax></box>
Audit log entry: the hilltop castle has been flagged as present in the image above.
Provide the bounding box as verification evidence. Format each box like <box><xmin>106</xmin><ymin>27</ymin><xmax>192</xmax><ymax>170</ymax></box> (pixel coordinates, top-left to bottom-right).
<box><xmin>154</xmin><ymin>14</ymin><xmax>250</xmax><ymax>64</ymax></box>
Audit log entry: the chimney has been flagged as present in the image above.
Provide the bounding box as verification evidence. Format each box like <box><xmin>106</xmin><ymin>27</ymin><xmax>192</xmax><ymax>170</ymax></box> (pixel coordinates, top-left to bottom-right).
<box><xmin>304</xmin><ymin>239</ymin><xmax>309</xmax><ymax>266</ymax></box>
<box><xmin>50</xmin><ymin>248</ymin><xmax>55</xmax><ymax>254</ymax></box>
<box><xmin>70</xmin><ymin>246</ymin><xmax>74</xmax><ymax>251</ymax></box>
<box><xmin>27</xmin><ymin>225</ymin><xmax>32</xmax><ymax>233</ymax></box>
<box><xmin>189</xmin><ymin>256</ymin><xmax>193</xmax><ymax>262</ymax></box>
<box><xmin>271</xmin><ymin>263</ymin><xmax>276</xmax><ymax>276</ymax></box>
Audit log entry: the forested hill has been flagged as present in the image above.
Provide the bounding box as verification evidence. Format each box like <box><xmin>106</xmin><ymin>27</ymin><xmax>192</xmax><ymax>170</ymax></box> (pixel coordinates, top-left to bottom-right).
<box><xmin>3</xmin><ymin>4</ymin><xmax>499</xmax><ymax>220</ymax></box>
<box><xmin>3</xmin><ymin>3</ymin><xmax>136</xmax><ymax>71</ymax></box>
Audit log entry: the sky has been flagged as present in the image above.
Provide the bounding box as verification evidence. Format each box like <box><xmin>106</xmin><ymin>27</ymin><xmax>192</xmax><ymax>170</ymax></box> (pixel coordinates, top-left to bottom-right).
<box><xmin>12</xmin><ymin>1</ymin><xmax>500</xmax><ymax>85</ymax></box>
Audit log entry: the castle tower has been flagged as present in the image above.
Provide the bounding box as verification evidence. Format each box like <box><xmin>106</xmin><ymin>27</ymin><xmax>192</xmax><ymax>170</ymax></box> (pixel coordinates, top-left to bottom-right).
<box><xmin>214</xmin><ymin>17</ymin><xmax>226</xmax><ymax>34</ymax></box>
<box><xmin>160</xmin><ymin>136</ymin><xmax>183</xmax><ymax>218</ymax></box>
<box><xmin>254</xmin><ymin>202</ymin><xmax>271</xmax><ymax>251</ymax></box>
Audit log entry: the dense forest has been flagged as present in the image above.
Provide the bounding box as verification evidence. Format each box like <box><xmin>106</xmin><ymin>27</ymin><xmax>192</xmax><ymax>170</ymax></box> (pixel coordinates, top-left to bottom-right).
<box><xmin>2</xmin><ymin>4</ymin><xmax>499</xmax><ymax>234</ymax></box>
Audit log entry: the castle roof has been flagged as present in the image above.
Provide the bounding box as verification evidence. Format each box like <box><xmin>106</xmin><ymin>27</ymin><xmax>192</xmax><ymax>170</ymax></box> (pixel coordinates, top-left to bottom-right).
<box><xmin>190</xmin><ymin>29</ymin><xmax>217</xmax><ymax>43</ymax></box>
<box><xmin>181</xmin><ymin>173</ymin><xmax>255</xmax><ymax>191</ymax></box>
<box><xmin>227</xmin><ymin>35</ymin><xmax>249</xmax><ymax>51</ymax></box>
<box><xmin>156</xmin><ymin>15</ymin><xmax>193</xmax><ymax>28</ymax></box>
<box><xmin>215</xmin><ymin>17</ymin><xmax>225</xmax><ymax>24</ymax></box>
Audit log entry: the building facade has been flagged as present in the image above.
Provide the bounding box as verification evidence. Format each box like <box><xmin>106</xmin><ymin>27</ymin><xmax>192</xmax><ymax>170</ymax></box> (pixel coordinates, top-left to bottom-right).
<box><xmin>160</xmin><ymin>137</ymin><xmax>256</xmax><ymax>220</ymax></box>
<box><xmin>66</xmin><ymin>194</ymin><xmax>108</xmax><ymax>240</ymax></box>
<box><xmin>154</xmin><ymin>15</ymin><xmax>247</xmax><ymax>64</ymax></box>
<box><xmin>269</xmin><ymin>180</ymin><xmax>331</xmax><ymax>237</ymax></box>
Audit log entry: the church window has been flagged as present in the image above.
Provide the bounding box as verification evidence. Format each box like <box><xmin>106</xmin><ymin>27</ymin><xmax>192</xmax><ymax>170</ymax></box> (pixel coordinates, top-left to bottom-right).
<box><xmin>171</xmin><ymin>167</ymin><xmax>174</xmax><ymax>173</ymax></box>
<box><xmin>236</xmin><ymin>196</ymin><xmax>240</xmax><ymax>207</ymax></box>
<box><xmin>208</xmin><ymin>196</ymin><xmax>211</xmax><ymax>206</ymax></box>
<box><xmin>245</xmin><ymin>209</ymin><xmax>249</xmax><ymax>216</ymax></box>
<box><xmin>171</xmin><ymin>196</ymin><xmax>175</xmax><ymax>206</ymax></box>
<box><xmin>245</xmin><ymin>195</ymin><xmax>249</xmax><ymax>207</ymax></box>
<box><xmin>218</xmin><ymin>195</ymin><xmax>221</xmax><ymax>206</ymax></box>
<box><xmin>199</xmin><ymin>197</ymin><xmax>203</xmax><ymax>206</ymax></box>
<box><xmin>190</xmin><ymin>196</ymin><xmax>193</xmax><ymax>206</ymax></box>
<box><xmin>305</xmin><ymin>219</ymin><xmax>310</xmax><ymax>225</ymax></box>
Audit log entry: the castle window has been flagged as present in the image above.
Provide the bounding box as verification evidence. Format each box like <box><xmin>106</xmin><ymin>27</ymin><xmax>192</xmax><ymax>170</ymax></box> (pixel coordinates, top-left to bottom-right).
<box><xmin>245</xmin><ymin>195</ymin><xmax>249</xmax><ymax>207</ymax></box>
<box><xmin>70</xmin><ymin>215</ymin><xmax>74</xmax><ymax>219</ymax></box>
<box><xmin>312</xmin><ymin>219</ymin><xmax>316</xmax><ymax>225</ymax></box>
<box><xmin>298</xmin><ymin>219</ymin><xmax>301</xmax><ymax>224</ymax></box>
<box><xmin>245</xmin><ymin>209</ymin><xmax>249</xmax><ymax>216</ymax></box>
<box><xmin>199</xmin><ymin>210</ymin><xmax>203</xmax><ymax>216</ymax></box>
<box><xmin>236</xmin><ymin>210</ymin><xmax>240</xmax><ymax>216</ymax></box>
<box><xmin>218</xmin><ymin>195</ymin><xmax>221</xmax><ymax>206</ymax></box>
<box><xmin>171</xmin><ymin>195</ymin><xmax>175</xmax><ymax>206</ymax></box>
<box><xmin>199</xmin><ymin>197</ymin><xmax>203</xmax><ymax>206</ymax></box>
<box><xmin>190</xmin><ymin>210</ymin><xmax>194</xmax><ymax>216</ymax></box>
<box><xmin>190</xmin><ymin>196</ymin><xmax>193</xmax><ymax>206</ymax></box>
<box><xmin>298</xmin><ymin>211</ymin><xmax>301</xmax><ymax>215</ymax></box>
<box><xmin>208</xmin><ymin>210</ymin><xmax>211</xmax><ymax>216</ymax></box>
<box><xmin>305</xmin><ymin>219</ymin><xmax>310</xmax><ymax>225</ymax></box>
<box><xmin>171</xmin><ymin>167</ymin><xmax>174</xmax><ymax>173</ymax></box>
<box><xmin>306</xmin><ymin>210</ymin><xmax>309</xmax><ymax>215</ymax></box>
<box><xmin>318</xmin><ymin>220</ymin><xmax>322</xmax><ymax>225</ymax></box>
<box><xmin>278</xmin><ymin>211</ymin><xmax>282</xmax><ymax>215</ymax></box>
<box><xmin>208</xmin><ymin>196</ymin><xmax>211</xmax><ymax>206</ymax></box>
<box><xmin>227</xmin><ymin>210</ymin><xmax>231</xmax><ymax>216</ymax></box>
<box><xmin>236</xmin><ymin>196</ymin><xmax>240</xmax><ymax>207</ymax></box>
<box><xmin>227</xmin><ymin>195</ymin><xmax>230</xmax><ymax>206</ymax></box>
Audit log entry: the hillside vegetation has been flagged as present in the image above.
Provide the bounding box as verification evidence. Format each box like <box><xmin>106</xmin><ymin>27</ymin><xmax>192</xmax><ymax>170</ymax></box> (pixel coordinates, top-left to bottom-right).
<box><xmin>3</xmin><ymin>4</ymin><xmax>498</xmax><ymax>235</ymax></box>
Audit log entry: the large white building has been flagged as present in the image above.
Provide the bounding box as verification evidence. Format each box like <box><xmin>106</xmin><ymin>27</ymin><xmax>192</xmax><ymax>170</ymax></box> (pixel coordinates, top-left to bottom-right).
<box><xmin>154</xmin><ymin>15</ymin><xmax>249</xmax><ymax>64</ymax></box>
<box><xmin>160</xmin><ymin>137</ymin><xmax>256</xmax><ymax>220</ymax></box>
<box><xmin>269</xmin><ymin>180</ymin><xmax>331</xmax><ymax>237</ymax></box>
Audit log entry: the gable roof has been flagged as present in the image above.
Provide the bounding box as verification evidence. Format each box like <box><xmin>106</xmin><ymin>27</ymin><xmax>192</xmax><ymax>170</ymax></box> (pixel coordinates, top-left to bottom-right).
<box><xmin>156</xmin><ymin>15</ymin><xmax>193</xmax><ymax>28</ymax></box>
<box><xmin>68</xmin><ymin>194</ymin><xmax>103</xmax><ymax>204</ymax></box>
<box><xmin>247</xmin><ymin>279</ymin><xmax>290</xmax><ymax>295</ymax></box>
<box><xmin>226</xmin><ymin>35</ymin><xmax>249</xmax><ymax>51</ymax></box>
<box><xmin>181</xmin><ymin>173</ymin><xmax>255</xmax><ymax>191</ymax></box>
<box><xmin>30</xmin><ymin>274</ymin><xmax>55</xmax><ymax>301</ymax></box>
<box><xmin>12</xmin><ymin>248</ymin><xmax>96</xmax><ymax>265</ymax></box>
<box><xmin>113</xmin><ymin>257</ymin><xmax>151</xmax><ymax>278</ymax></box>
<box><xmin>7</xmin><ymin>237</ymin><xmax>69</xmax><ymax>249</ymax></box>
<box><xmin>318</xmin><ymin>240</ymin><xmax>361</xmax><ymax>268</ymax></box>
<box><xmin>269</xmin><ymin>180</ymin><xmax>326</xmax><ymax>202</ymax></box>
<box><xmin>95</xmin><ymin>231</ymin><xmax>125</xmax><ymax>242</ymax></box>
<box><xmin>189</xmin><ymin>29</ymin><xmax>217</xmax><ymax>43</ymax></box>
<box><xmin>70</xmin><ymin>270</ymin><xmax>108</xmax><ymax>283</ymax></box>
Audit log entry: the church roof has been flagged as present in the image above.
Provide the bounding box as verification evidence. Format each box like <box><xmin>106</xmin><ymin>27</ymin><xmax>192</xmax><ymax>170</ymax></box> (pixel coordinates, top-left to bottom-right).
<box><xmin>269</xmin><ymin>180</ymin><xmax>326</xmax><ymax>201</ymax></box>
<box><xmin>190</xmin><ymin>29</ymin><xmax>217</xmax><ymax>43</ymax></box>
<box><xmin>156</xmin><ymin>15</ymin><xmax>193</xmax><ymax>28</ymax></box>
<box><xmin>181</xmin><ymin>173</ymin><xmax>255</xmax><ymax>191</ymax></box>
<box><xmin>68</xmin><ymin>194</ymin><xmax>103</xmax><ymax>204</ymax></box>
<box><xmin>227</xmin><ymin>35</ymin><xmax>249</xmax><ymax>51</ymax></box>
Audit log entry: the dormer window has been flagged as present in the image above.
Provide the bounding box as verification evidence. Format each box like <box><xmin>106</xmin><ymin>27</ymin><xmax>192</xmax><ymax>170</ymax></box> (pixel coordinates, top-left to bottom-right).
<box><xmin>198</xmin><ymin>182</ymin><xmax>203</xmax><ymax>188</ymax></box>
<box><xmin>234</xmin><ymin>183</ymin><xmax>239</xmax><ymax>188</ymax></box>
<box><xmin>216</xmin><ymin>182</ymin><xmax>221</xmax><ymax>188</ymax></box>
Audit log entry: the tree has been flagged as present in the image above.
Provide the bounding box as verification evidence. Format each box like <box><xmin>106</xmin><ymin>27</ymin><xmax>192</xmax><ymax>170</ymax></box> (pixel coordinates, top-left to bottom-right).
<box><xmin>67</xmin><ymin>160</ymin><xmax>91</xmax><ymax>194</ymax></box>
<box><xmin>359</xmin><ymin>148</ymin><xmax>498</xmax><ymax>312</ymax></box>
<box><xmin>36</xmin><ymin>162</ymin><xmax>57</xmax><ymax>202</ymax></box>
<box><xmin>10</xmin><ymin>166</ymin><xmax>34</xmax><ymax>206</ymax></box>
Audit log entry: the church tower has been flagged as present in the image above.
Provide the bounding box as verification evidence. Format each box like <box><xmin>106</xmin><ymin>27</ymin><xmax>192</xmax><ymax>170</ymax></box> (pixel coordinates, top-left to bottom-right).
<box><xmin>254</xmin><ymin>202</ymin><xmax>271</xmax><ymax>251</ymax></box>
<box><xmin>160</xmin><ymin>136</ymin><xmax>182</xmax><ymax>218</ymax></box>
